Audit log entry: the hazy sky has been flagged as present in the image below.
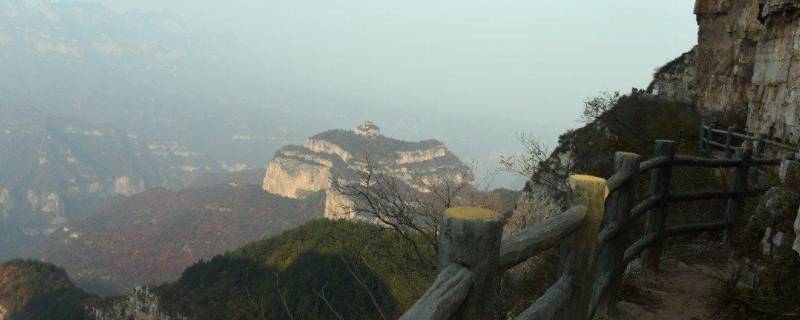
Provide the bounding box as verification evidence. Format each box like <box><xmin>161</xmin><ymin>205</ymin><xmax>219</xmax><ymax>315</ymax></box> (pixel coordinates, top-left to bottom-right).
<box><xmin>92</xmin><ymin>0</ymin><xmax>697</xmax><ymax>130</ymax></box>
<box><xmin>82</xmin><ymin>0</ymin><xmax>698</xmax><ymax>187</ymax></box>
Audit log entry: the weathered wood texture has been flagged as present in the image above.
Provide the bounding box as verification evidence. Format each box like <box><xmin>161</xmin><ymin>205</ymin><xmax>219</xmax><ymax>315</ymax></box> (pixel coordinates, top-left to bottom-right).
<box><xmin>624</xmin><ymin>233</ymin><xmax>658</xmax><ymax>265</ymax></box>
<box><xmin>498</xmin><ymin>206</ymin><xmax>587</xmax><ymax>270</ymax></box>
<box><xmin>639</xmin><ymin>156</ymin><xmax>671</xmax><ymax>173</ymax></box>
<box><xmin>701</xmin><ymin>121</ymin><xmax>798</xmax><ymax>154</ymax></box>
<box><xmin>399</xmin><ymin>265</ymin><xmax>474</xmax><ymax>320</ymax></box>
<box><xmin>437</xmin><ymin>207</ymin><xmax>504</xmax><ymax>320</ymax></box>
<box><xmin>725</xmin><ymin>148</ymin><xmax>751</xmax><ymax>243</ymax></box>
<box><xmin>642</xmin><ymin>140</ymin><xmax>676</xmax><ymax>271</ymax></box>
<box><xmin>672</xmin><ymin>155</ymin><xmax>740</xmax><ymax>168</ymax></box>
<box><xmin>590</xmin><ymin>152</ymin><xmax>640</xmax><ymax>318</ymax></box>
<box><xmin>665</xmin><ymin>221</ymin><xmax>728</xmax><ymax>238</ymax></box>
<box><xmin>630</xmin><ymin>195</ymin><xmax>663</xmax><ymax>221</ymax></box>
<box><xmin>554</xmin><ymin>175</ymin><xmax>607</xmax><ymax>319</ymax></box>
<box><xmin>514</xmin><ymin>275</ymin><xmax>574</xmax><ymax>320</ymax></box>
<box><xmin>754</xmin><ymin>133</ymin><xmax>767</xmax><ymax>158</ymax></box>
<box><xmin>724</xmin><ymin>127</ymin><xmax>735</xmax><ymax>158</ymax></box>
<box><xmin>699</xmin><ymin>122</ymin><xmax>707</xmax><ymax>151</ymax></box>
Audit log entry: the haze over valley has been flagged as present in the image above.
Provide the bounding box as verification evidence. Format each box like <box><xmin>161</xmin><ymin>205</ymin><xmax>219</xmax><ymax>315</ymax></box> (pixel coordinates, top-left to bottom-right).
<box><xmin>0</xmin><ymin>1</ymin><xmax>738</xmax><ymax>320</ymax></box>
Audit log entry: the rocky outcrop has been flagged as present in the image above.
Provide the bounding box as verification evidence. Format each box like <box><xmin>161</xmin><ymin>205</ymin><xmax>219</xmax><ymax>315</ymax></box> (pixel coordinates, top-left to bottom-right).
<box><xmin>692</xmin><ymin>0</ymin><xmax>762</xmax><ymax>122</ymax></box>
<box><xmin>649</xmin><ymin>46</ymin><xmax>698</xmax><ymax>105</ymax></box>
<box><xmin>90</xmin><ymin>287</ymin><xmax>185</xmax><ymax>320</ymax></box>
<box><xmin>0</xmin><ymin>106</ymin><xmax>218</xmax><ymax>259</ymax></box>
<box><xmin>654</xmin><ymin>1</ymin><xmax>800</xmax><ymax>142</ymax></box>
<box><xmin>728</xmin><ymin>159</ymin><xmax>800</xmax><ymax>298</ymax></box>
<box><xmin>263</xmin><ymin>151</ymin><xmax>334</xmax><ymax>198</ymax></box>
<box><xmin>748</xmin><ymin>0</ymin><xmax>800</xmax><ymax>141</ymax></box>
<box><xmin>794</xmin><ymin>207</ymin><xmax>800</xmax><ymax>256</ymax></box>
<box><xmin>263</xmin><ymin>122</ymin><xmax>471</xmax><ymax>219</ymax></box>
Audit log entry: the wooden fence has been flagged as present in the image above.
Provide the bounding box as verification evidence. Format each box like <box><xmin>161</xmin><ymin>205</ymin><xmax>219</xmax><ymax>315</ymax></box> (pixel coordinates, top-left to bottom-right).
<box><xmin>399</xmin><ymin>138</ymin><xmax>788</xmax><ymax>320</ymax></box>
<box><xmin>700</xmin><ymin>122</ymin><xmax>799</xmax><ymax>158</ymax></box>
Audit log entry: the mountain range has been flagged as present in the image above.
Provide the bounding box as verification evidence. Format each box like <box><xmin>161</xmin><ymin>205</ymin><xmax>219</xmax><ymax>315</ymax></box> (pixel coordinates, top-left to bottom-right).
<box><xmin>0</xmin><ymin>106</ymin><xmax>216</xmax><ymax>260</ymax></box>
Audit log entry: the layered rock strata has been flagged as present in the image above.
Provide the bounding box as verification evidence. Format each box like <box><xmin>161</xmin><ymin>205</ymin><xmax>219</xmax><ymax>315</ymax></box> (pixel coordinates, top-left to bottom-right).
<box><xmin>263</xmin><ymin>122</ymin><xmax>471</xmax><ymax>219</ymax></box>
<box><xmin>652</xmin><ymin>0</ymin><xmax>800</xmax><ymax>143</ymax></box>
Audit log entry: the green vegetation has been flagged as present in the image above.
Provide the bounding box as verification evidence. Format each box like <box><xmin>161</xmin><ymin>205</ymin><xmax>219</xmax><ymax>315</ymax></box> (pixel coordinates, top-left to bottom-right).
<box><xmin>40</xmin><ymin>184</ymin><xmax>325</xmax><ymax>296</ymax></box>
<box><xmin>311</xmin><ymin>129</ymin><xmax>448</xmax><ymax>162</ymax></box>
<box><xmin>0</xmin><ymin>259</ymin><xmax>93</xmax><ymax>320</ymax></box>
<box><xmin>547</xmin><ymin>92</ymin><xmax>728</xmax><ymax>228</ymax></box>
<box><xmin>157</xmin><ymin>219</ymin><xmax>436</xmax><ymax>320</ymax></box>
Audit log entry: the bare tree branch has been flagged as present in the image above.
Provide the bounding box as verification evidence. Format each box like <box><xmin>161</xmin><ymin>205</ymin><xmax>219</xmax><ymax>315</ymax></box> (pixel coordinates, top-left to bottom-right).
<box><xmin>273</xmin><ymin>271</ymin><xmax>294</xmax><ymax>320</ymax></box>
<box><xmin>339</xmin><ymin>254</ymin><xmax>388</xmax><ymax>320</ymax></box>
<box><xmin>331</xmin><ymin>153</ymin><xmax>478</xmax><ymax>270</ymax></box>
<box><xmin>305</xmin><ymin>273</ymin><xmax>343</xmax><ymax>320</ymax></box>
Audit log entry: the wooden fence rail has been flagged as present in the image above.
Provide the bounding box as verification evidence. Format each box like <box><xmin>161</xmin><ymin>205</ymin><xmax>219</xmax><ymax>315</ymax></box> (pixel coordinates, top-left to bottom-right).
<box><xmin>700</xmin><ymin>122</ymin><xmax>798</xmax><ymax>157</ymax></box>
<box><xmin>400</xmin><ymin>136</ymin><xmax>790</xmax><ymax>320</ymax></box>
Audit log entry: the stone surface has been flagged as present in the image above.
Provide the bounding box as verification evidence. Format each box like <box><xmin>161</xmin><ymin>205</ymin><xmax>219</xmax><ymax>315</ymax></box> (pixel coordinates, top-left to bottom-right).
<box><xmin>692</xmin><ymin>0</ymin><xmax>762</xmax><ymax>122</ymax></box>
<box><xmin>648</xmin><ymin>46</ymin><xmax>697</xmax><ymax>104</ymax></box>
<box><xmin>780</xmin><ymin>159</ymin><xmax>800</xmax><ymax>189</ymax></box>
<box><xmin>262</xmin><ymin>122</ymin><xmax>471</xmax><ymax>219</ymax></box>
<box><xmin>654</xmin><ymin>1</ymin><xmax>800</xmax><ymax>141</ymax></box>
<box><xmin>90</xmin><ymin>286</ymin><xmax>186</xmax><ymax>320</ymax></box>
<box><xmin>794</xmin><ymin>208</ymin><xmax>800</xmax><ymax>256</ymax></box>
<box><xmin>761</xmin><ymin>227</ymin><xmax>773</xmax><ymax>256</ymax></box>
<box><xmin>772</xmin><ymin>231</ymin><xmax>785</xmax><ymax>249</ymax></box>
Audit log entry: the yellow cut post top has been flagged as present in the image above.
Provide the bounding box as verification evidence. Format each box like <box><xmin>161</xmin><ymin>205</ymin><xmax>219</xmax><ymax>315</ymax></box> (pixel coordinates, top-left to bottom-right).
<box><xmin>446</xmin><ymin>207</ymin><xmax>499</xmax><ymax>219</ymax></box>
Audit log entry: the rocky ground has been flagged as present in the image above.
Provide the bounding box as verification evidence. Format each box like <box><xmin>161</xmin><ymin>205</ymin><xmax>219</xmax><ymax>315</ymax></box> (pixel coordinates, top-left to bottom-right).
<box><xmin>596</xmin><ymin>239</ymin><xmax>729</xmax><ymax>320</ymax></box>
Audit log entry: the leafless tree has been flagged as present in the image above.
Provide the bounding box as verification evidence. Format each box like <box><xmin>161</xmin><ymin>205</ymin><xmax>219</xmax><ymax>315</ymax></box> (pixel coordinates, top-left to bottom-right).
<box><xmin>339</xmin><ymin>254</ymin><xmax>388</xmax><ymax>320</ymax></box>
<box><xmin>243</xmin><ymin>286</ymin><xmax>270</xmax><ymax>320</ymax></box>
<box><xmin>273</xmin><ymin>271</ymin><xmax>294</xmax><ymax>320</ymax></box>
<box><xmin>581</xmin><ymin>90</ymin><xmax>645</xmax><ymax>142</ymax></box>
<box><xmin>331</xmin><ymin>155</ymin><xmax>476</xmax><ymax>270</ymax></box>
<box><xmin>498</xmin><ymin>133</ymin><xmax>570</xmax><ymax>195</ymax></box>
<box><xmin>580</xmin><ymin>90</ymin><xmax>621</xmax><ymax>124</ymax></box>
<box><xmin>305</xmin><ymin>274</ymin><xmax>344</xmax><ymax>320</ymax></box>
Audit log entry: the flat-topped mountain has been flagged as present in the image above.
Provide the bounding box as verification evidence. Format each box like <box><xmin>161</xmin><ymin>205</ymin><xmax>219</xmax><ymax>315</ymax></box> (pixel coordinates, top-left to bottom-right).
<box><xmin>263</xmin><ymin>122</ymin><xmax>472</xmax><ymax>219</ymax></box>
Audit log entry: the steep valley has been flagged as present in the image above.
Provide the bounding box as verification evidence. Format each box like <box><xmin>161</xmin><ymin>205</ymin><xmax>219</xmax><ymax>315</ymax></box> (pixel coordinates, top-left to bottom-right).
<box><xmin>0</xmin><ymin>106</ymin><xmax>217</xmax><ymax>260</ymax></box>
<box><xmin>36</xmin><ymin>183</ymin><xmax>324</xmax><ymax>296</ymax></box>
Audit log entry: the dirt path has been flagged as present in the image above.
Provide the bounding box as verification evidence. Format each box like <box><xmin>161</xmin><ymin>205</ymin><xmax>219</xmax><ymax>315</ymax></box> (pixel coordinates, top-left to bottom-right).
<box><xmin>602</xmin><ymin>240</ymin><xmax>729</xmax><ymax>320</ymax></box>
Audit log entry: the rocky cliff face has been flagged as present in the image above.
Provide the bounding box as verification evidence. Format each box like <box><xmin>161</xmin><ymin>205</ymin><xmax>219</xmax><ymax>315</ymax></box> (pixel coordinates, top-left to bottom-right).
<box><xmin>649</xmin><ymin>46</ymin><xmax>698</xmax><ymax>105</ymax></box>
<box><xmin>89</xmin><ymin>287</ymin><xmax>185</xmax><ymax>320</ymax></box>
<box><xmin>653</xmin><ymin>0</ymin><xmax>800</xmax><ymax>143</ymax></box>
<box><xmin>263</xmin><ymin>122</ymin><xmax>471</xmax><ymax>219</ymax></box>
<box><xmin>0</xmin><ymin>106</ymin><xmax>217</xmax><ymax>260</ymax></box>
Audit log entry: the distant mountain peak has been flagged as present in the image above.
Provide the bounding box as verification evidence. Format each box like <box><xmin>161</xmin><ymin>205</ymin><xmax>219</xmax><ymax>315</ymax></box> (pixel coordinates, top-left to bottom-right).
<box><xmin>354</xmin><ymin>120</ymin><xmax>380</xmax><ymax>137</ymax></box>
<box><xmin>263</xmin><ymin>125</ymin><xmax>471</xmax><ymax>219</ymax></box>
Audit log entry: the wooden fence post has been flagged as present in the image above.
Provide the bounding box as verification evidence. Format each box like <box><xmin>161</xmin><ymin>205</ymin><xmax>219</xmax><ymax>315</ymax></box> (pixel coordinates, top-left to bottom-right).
<box><xmin>555</xmin><ymin>175</ymin><xmax>607</xmax><ymax>320</ymax></box>
<box><xmin>724</xmin><ymin>127</ymin><xmax>735</xmax><ymax>158</ymax></box>
<box><xmin>754</xmin><ymin>133</ymin><xmax>767</xmax><ymax>158</ymax></box>
<box><xmin>699</xmin><ymin>121</ymin><xmax>707</xmax><ymax>152</ymax></box>
<box><xmin>725</xmin><ymin>148</ymin><xmax>752</xmax><ymax>244</ymax></box>
<box><xmin>590</xmin><ymin>152</ymin><xmax>640</xmax><ymax>318</ymax></box>
<box><xmin>642</xmin><ymin>140</ymin><xmax>676</xmax><ymax>271</ymax></box>
<box><xmin>438</xmin><ymin>207</ymin><xmax>504</xmax><ymax>320</ymax></box>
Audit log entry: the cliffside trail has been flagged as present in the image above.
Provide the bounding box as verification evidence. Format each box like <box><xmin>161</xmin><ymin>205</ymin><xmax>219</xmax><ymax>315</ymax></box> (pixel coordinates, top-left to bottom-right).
<box><xmin>597</xmin><ymin>240</ymin><xmax>729</xmax><ymax>320</ymax></box>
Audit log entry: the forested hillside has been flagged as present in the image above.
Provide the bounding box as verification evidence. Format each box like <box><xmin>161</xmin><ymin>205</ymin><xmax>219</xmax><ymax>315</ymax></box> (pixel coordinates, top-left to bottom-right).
<box><xmin>0</xmin><ymin>260</ymin><xmax>94</xmax><ymax>320</ymax></box>
<box><xmin>38</xmin><ymin>184</ymin><xmax>325</xmax><ymax>296</ymax></box>
<box><xmin>154</xmin><ymin>219</ymin><xmax>435</xmax><ymax>319</ymax></box>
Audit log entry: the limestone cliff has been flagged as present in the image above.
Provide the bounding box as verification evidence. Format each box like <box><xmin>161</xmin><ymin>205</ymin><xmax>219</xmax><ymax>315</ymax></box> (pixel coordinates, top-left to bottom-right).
<box><xmin>90</xmin><ymin>287</ymin><xmax>186</xmax><ymax>320</ymax></box>
<box><xmin>652</xmin><ymin>0</ymin><xmax>800</xmax><ymax>143</ymax></box>
<box><xmin>263</xmin><ymin>122</ymin><xmax>471</xmax><ymax>219</ymax></box>
<box><xmin>0</xmin><ymin>106</ymin><xmax>218</xmax><ymax>260</ymax></box>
